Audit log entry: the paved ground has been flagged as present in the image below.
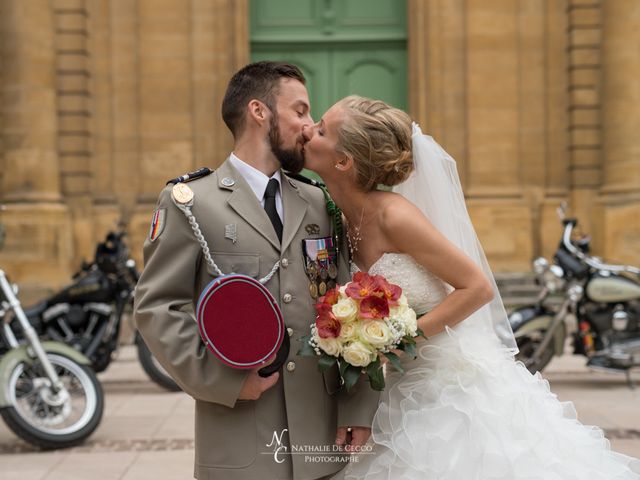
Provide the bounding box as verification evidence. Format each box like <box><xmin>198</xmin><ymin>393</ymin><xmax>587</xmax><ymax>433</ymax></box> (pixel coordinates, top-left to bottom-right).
<box><xmin>2</xmin><ymin>345</ymin><xmax>640</xmax><ymax>479</ymax></box>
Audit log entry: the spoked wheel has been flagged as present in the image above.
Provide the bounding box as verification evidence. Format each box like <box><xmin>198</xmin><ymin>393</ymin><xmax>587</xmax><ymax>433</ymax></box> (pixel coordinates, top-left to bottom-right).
<box><xmin>515</xmin><ymin>332</ymin><xmax>555</xmax><ymax>375</ymax></box>
<box><xmin>1</xmin><ymin>353</ymin><xmax>103</xmax><ymax>449</ymax></box>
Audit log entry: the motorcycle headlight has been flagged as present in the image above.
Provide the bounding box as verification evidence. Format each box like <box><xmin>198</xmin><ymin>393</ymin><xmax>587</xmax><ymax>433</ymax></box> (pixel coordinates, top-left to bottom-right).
<box><xmin>532</xmin><ymin>257</ymin><xmax>549</xmax><ymax>275</ymax></box>
<box><xmin>543</xmin><ymin>265</ymin><xmax>565</xmax><ymax>293</ymax></box>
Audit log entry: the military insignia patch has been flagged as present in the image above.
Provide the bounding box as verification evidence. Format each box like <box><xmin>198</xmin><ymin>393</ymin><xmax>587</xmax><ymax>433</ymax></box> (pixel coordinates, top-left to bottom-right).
<box><xmin>305</xmin><ymin>223</ymin><xmax>321</xmax><ymax>235</ymax></box>
<box><xmin>149</xmin><ymin>208</ymin><xmax>166</xmax><ymax>242</ymax></box>
<box><xmin>225</xmin><ymin>224</ymin><xmax>237</xmax><ymax>244</ymax></box>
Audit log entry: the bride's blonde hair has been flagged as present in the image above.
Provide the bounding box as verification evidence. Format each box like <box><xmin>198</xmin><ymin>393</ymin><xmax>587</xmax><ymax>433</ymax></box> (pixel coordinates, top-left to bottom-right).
<box><xmin>335</xmin><ymin>95</ymin><xmax>413</xmax><ymax>191</ymax></box>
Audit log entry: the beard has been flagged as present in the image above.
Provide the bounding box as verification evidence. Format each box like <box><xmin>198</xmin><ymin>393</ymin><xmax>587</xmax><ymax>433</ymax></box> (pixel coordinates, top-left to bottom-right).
<box><xmin>268</xmin><ymin>114</ymin><xmax>305</xmax><ymax>174</ymax></box>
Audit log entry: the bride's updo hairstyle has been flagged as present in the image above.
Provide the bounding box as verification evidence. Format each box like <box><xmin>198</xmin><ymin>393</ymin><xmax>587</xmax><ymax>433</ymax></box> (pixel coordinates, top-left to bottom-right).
<box><xmin>335</xmin><ymin>95</ymin><xmax>413</xmax><ymax>191</ymax></box>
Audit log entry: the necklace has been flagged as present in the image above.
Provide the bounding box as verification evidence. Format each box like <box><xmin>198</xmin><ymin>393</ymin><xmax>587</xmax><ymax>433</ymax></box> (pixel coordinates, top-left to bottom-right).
<box><xmin>346</xmin><ymin>206</ymin><xmax>365</xmax><ymax>263</ymax></box>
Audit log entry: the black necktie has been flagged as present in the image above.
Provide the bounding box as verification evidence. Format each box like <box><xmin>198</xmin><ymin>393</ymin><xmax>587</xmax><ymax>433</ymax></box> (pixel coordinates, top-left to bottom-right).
<box><xmin>264</xmin><ymin>178</ymin><xmax>283</xmax><ymax>243</ymax></box>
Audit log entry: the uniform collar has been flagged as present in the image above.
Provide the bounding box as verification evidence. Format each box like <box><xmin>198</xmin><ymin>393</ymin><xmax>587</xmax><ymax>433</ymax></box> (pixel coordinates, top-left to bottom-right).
<box><xmin>229</xmin><ymin>153</ymin><xmax>282</xmax><ymax>200</ymax></box>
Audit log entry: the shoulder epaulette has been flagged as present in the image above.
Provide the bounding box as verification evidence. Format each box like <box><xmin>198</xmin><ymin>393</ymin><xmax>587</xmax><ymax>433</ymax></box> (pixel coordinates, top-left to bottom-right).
<box><xmin>166</xmin><ymin>167</ymin><xmax>213</xmax><ymax>185</ymax></box>
<box><xmin>284</xmin><ymin>172</ymin><xmax>325</xmax><ymax>189</ymax></box>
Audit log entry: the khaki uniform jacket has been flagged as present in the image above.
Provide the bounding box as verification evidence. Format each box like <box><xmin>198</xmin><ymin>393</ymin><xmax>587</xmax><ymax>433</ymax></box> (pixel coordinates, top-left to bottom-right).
<box><xmin>134</xmin><ymin>159</ymin><xmax>380</xmax><ymax>480</ymax></box>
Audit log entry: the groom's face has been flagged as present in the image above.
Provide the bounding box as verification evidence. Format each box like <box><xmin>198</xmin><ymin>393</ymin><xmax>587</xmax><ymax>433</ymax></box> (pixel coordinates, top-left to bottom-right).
<box><xmin>267</xmin><ymin>78</ymin><xmax>312</xmax><ymax>173</ymax></box>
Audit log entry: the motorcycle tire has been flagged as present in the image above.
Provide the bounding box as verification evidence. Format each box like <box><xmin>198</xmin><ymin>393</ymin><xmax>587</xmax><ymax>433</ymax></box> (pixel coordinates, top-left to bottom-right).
<box><xmin>135</xmin><ymin>334</ymin><xmax>181</xmax><ymax>392</ymax></box>
<box><xmin>515</xmin><ymin>334</ymin><xmax>555</xmax><ymax>374</ymax></box>
<box><xmin>1</xmin><ymin>352</ymin><xmax>104</xmax><ymax>450</ymax></box>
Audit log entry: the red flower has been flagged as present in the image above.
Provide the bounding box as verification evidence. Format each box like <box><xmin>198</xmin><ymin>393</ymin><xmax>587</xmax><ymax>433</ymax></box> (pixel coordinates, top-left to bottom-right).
<box><xmin>346</xmin><ymin>272</ymin><xmax>385</xmax><ymax>300</ymax></box>
<box><xmin>359</xmin><ymin>295</ymin><xmax>390</xmax><ymax>319</ymax></box>
<box><xmin>319</xmin><ymin>286</ymin><xmax>340</xmax><ymax>306</ymax></box>
<box><xmin>375</xmin><ymin>276</ymin><xmax>402</xmax><ymax>306</ymax></box>
<box><xmin>316</xmin><ymin>309</ymin><xmax>341</xmax><ymax>338</ymax></box>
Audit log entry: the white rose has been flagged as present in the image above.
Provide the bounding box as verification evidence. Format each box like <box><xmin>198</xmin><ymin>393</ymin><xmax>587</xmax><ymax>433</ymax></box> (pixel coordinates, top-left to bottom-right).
<box><xmin>316</xmin><ymin>337</ymin><xmax>343</xmax><ymax>357</ymax></box>
<box><xmin>400</xmin><ymin>308</ymin><xmax>418</xmax><ymax>337</ymax></box>
<box><xmin>359</xmin><ymin>320</ymin><xmax>393</xmax><ymax>348</ymax></box>
<box><xmin>332</xmin><ymin>298</ymin><xmax>358</xmax><ymax>323</ymax></box>
<box><xmin>339</xmin><ymin>322</ymin><xmax>359</xmax><ymax>343</ymax></box>
<box><xmin>342</xmin><ymin>341</ymin><xmax>376</xmax><ymax>367</ymax></box>
<box><xmin>339</xmin><ymin>285</ymin><xmax>348</xmax><ymax>297</ymax></box>
<box><xmin>389</xmin><ymin>303</ymin><xmax>408</xmax><ymax>317</ymax></box>
<box><xmin>398</xmin><ymin>294</ymin><xmax>408</xmax><ymax>307</ymax></box>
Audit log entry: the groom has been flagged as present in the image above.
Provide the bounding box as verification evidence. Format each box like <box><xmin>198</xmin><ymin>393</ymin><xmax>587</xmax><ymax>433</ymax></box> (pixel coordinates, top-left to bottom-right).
<box><xmin>134</xmin><ymin>61</ymin><xmax>379</xmax><ymax>479</ymax></box>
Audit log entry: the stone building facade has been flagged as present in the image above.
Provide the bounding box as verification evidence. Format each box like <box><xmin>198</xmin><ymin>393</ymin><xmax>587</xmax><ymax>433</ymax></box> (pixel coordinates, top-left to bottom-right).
<box><xmin>0</xmin><ymin>0</ymin><xmax>638</xmax><ymax>298</ymax></box>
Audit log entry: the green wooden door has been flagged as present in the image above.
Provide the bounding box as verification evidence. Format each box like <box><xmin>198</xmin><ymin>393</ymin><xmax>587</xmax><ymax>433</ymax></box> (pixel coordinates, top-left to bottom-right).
<box><xmin>250</xmin><ymin>0</ymin><xmax>407</xmax><ymax>121</ymax></box>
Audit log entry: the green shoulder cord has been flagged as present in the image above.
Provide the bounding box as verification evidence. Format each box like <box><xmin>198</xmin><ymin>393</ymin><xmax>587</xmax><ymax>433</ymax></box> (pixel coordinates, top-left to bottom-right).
<box><xmin>284</xmin><ymin>172</ymin><xmax>345</xmax><ymax>255</ymax></box>
<box><xmin>320</xmin><ymin>185</ymin><xmax>344</xmax><ymax>256</ymax></box>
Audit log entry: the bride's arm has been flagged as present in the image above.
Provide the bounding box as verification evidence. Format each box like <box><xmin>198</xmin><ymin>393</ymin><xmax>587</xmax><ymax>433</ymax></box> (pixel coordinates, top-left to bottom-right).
<box><xmin>381</xmin><ymin>196</ymin><xmax>494</xmax><ymax>338</ymax></box>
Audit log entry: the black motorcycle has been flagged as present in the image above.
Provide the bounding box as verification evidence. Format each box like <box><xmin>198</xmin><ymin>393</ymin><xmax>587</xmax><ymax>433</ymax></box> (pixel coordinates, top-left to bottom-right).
<box><xmin>509</xmin><ymin>204</ymin><xmax>640</xmax><ymax>383</ymax></box>
<box><xmin>23</xmin><ymin>231</ymin><xmax>180</xmax><ymax>392</ymax></box>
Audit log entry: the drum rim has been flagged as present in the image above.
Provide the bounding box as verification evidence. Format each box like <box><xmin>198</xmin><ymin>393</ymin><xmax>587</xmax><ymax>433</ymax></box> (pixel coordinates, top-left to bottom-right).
<box><xmin>196</xmin><ymin>274</ymin><xmax>284</xmax><ymax>368</ymax></box>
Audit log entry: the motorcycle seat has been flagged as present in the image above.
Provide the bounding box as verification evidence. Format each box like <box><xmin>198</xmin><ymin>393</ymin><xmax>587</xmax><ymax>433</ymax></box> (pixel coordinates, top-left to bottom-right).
<box><xmin>23</xmin><ymin>301</ymin><xmax>48</xmax><ymax>320</ymax></box>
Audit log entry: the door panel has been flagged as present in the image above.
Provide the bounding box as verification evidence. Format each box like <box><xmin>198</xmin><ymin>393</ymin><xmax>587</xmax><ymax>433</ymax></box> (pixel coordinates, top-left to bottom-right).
<box><xmin>333</xmin><ymin>45</ymin><xmax>407</xmax><ymax>110</ymax></box>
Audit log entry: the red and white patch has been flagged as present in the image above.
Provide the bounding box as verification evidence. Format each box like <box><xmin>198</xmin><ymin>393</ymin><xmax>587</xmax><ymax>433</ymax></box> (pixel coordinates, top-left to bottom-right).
<box><xmin>149</xmin><ymin>208</ymin><xmax>166</xmax><ymax>242</ymax></box>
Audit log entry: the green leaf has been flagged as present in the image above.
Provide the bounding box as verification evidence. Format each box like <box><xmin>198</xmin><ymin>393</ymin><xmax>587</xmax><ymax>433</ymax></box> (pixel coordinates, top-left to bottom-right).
<box><xmin>343</xmin><ymin>365</ymin><xmax>362</xmax><ymax>392</ymax></box>
<box><xmin>366</xmin><ymin>359</ymin><xmax>385</xmax><ymax>391</ymax></box>
<box><xmin>296</xmin><ymin>335</ymin><xmax>316</xmax><ymax>357</ymax></box>
<box><xmin>403</xmin><ymin>341</ymin><xmax>417</xmax><ymax>358</ymax></box>
<box><xmin>416</xmin><ymin>327</ymin><xmax>427</xmax><ymax>339</ymax></box>
<box><xmin>317</xmin><ymin>354</ymin><xmax>337</xmax><ymax>372</ymax></box>
<box><xmin>338</xmin><ymin>359</ymin><xmax>349</xmax><ymax>378</ymax></box>
<box><xmin>383</xmin><ymin>351</ymin><xmax>404</xmax><ymax>374</ymax></box>
<box><xmin>403</xmin><ymin>335</ymin><xmax>417</xmax><ymax>345</ymax></box>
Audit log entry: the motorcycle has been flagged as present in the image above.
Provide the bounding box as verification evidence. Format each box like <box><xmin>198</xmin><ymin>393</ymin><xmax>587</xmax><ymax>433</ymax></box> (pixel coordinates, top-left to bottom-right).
<box><xmin>509</xmin><ymin>203</ymin><xmax>640</xmax><ymax>384</ymax></box>
<box><xmin>0</xmin><ymin>270</ymin><xmax>104</xmax><ymax>449</ymax></box>
<box><xmin>24</xmin><ymin>230</ymin><xmax>180</xmax><ymax>392</ymax></box>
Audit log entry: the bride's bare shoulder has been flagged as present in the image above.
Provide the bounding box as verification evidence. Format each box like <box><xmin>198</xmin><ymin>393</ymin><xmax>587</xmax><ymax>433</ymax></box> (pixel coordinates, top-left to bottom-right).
<box><xmin>379</xmin><ymin>192</ymin><xmax>424</xmax><ymax>225</ymax></box>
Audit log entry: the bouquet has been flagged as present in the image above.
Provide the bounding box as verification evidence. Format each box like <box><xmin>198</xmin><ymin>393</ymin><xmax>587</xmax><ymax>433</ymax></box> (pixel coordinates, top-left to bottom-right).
<box><xmin>298</xmin><ymin>271</ymin><xmax>424</xmax><ymax>391</ymax></box>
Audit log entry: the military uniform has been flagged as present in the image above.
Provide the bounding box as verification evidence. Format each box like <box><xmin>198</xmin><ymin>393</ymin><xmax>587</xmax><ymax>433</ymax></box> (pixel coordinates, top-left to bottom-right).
<box><xmin>134</xmin><ymin>159</ymin><xmax>380</xmax><ymax>480</ymax></box>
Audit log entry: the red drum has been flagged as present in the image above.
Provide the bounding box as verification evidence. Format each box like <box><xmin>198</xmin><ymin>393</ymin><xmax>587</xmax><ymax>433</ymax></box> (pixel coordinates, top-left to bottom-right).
<box><xmin>196</xmin><ymin>274</ymin><xmax>285</xmax><ymax>370</ymax></box>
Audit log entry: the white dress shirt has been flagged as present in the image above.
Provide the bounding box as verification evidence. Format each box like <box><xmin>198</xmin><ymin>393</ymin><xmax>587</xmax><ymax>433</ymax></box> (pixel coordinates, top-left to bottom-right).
<box><xmin>229</xmin><ymin>153</ymin><xmax>284</xmax><ymax>223</ymax></box>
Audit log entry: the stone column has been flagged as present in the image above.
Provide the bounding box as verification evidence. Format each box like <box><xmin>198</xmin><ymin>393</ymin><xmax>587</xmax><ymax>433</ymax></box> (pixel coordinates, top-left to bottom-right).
<box><xmin>0</xmin><ymin>0</ymin><xmax>73</xmax><ymax>297</ymax></box>
<box><xmin>0</xmin><ymin>0</ymin><xmax>62</xmax><ymax>203</ymax></box>
<box><xmin>600</xmin><ymin>0</ymin><xmax>640</xmax><ymax>264</ymax></box>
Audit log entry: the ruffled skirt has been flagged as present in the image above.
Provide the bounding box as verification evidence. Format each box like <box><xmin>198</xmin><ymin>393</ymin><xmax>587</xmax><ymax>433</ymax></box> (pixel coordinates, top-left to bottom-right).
<box><xmin>344</xmin><ymin>326</ymin><xmax>640</xmax><ymax>479</ymax></box>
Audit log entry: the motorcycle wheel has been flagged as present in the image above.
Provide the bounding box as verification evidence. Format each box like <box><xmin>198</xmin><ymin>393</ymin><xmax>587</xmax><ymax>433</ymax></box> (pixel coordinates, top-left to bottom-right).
<box><xmin>1</xmin><ymin>352</ymin><xmax>103</xmax><ymax>449</ymax></box>
<box><xmin>515</xmin><ymin>333</ymin><xmax>555</xmax><ymax>374</ymax></box>
<box><xmin>135</xmin><ymin>334</ymin><xmax>180</xmax><ymax>392</ymax></box>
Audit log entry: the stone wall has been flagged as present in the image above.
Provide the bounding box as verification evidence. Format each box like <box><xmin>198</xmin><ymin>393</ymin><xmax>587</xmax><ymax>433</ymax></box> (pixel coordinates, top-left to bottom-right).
<box><xmin>0</xmin><ymin>0</ymin><xmax>637</xmax><ymax>300</ymax></box>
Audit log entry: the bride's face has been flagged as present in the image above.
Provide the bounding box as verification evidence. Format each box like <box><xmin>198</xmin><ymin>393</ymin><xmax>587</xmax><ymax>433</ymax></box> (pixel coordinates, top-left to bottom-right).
<box><xmin>302</xmin><ymin>103</ymin><xmax>346</xmax><ymax>176</ymax></box>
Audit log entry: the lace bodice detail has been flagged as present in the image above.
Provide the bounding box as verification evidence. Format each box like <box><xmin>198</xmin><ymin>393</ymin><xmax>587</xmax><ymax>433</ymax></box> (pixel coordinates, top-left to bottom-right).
<box><xmin>351</xmin><ymin>253</ymin><xmax>449</xmax><ymax>315</ymax></box>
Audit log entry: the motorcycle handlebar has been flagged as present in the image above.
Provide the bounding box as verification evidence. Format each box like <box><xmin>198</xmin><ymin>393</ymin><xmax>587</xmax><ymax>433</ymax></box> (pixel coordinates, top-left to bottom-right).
<box><xmin>562</xmin><ymin>223</ymin><xmax>640</xmax><ymax>275</ymax></box>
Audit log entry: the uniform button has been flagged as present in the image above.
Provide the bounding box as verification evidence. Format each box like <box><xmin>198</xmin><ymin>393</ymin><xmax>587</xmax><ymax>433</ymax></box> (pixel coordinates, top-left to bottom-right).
<box><xmin>286</xmin><ymin>361</ymin><xmax>296</xmax><ymax>372</ymax></box>
<box><xmin>287</xmin><ymin>327</ymin><xmax>294</xmax><ymax>337</ymax></box>
<box><xmin>281</xmin><ymin>258</ymin><xmax>289</xmax><ymax>268</ymax></box>
<box><xmin>283</xmin><ymin>293</ymin><xmax>292</xmax><ymax>303</ymax></box>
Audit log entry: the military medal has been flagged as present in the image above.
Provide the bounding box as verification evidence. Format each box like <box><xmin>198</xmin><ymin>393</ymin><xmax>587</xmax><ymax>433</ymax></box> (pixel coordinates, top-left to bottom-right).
<box><xmin>309</xmin><ymin>283</ymin><xmax>318</xmax><ymax>299</ymax></box>
<box><xmin>328</xmin><ymin>263</ymin><xmax>338</xmax><ymax>279</ymax></box>
<box><xmin>318</xmin><ymin>281</ymin><xmax>327</xmax><ymax>296</ymax></box>
<box><xmin>172</xmin><ymin>183</ymin><xmax>194</xmax><ymax>205</ymax></box>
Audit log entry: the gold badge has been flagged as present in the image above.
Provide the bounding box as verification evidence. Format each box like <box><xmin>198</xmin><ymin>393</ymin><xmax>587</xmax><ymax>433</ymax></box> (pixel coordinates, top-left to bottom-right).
<box><xmin>309</xmin><ymin>282</ymin><xmax>318</xmax><ymax>299</ymax></box>
<box><xmin>171</xmin><ymin>183</ymin><xmax>194</xmax><ymax>205</ymax></box>
<box><xmin>318</xmin><ymin>281</ymin><xmax>327</xmax><ymax>296</ymax></box>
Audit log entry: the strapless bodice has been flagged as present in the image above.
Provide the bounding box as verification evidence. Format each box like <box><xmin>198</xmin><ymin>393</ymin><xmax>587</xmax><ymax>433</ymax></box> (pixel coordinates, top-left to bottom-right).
<box><xmin>351</xmin><ymin>253</ymin><xmax>449</xmax><ymax>315</ymax></box>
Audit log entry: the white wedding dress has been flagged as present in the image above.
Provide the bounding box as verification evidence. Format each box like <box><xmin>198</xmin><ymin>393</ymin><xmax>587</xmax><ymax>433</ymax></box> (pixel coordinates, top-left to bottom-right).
<box><xmin>344</xmin><ymin>253</ymin><xmax>640</xmax><ymax>480</ymax></box>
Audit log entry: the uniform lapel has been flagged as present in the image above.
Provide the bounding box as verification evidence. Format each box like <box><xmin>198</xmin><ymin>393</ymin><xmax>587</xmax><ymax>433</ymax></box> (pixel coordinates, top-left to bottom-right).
<box><xmin>280</xmin><ymin>174</ymin><xmax>309</xmax><ymax>253</ymax></box>
<box><xmin>219</xmin><ymin>160</ymin><xmax>281</xmax><ymax>251</ymax></box>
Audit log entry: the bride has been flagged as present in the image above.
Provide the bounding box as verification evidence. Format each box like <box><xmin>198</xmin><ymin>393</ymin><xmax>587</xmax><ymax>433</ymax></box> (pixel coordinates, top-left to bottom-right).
<box><xmin>301</xmin><ymin>95</ymin><xmax>640</xmax><ymax>479</ymax></box>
